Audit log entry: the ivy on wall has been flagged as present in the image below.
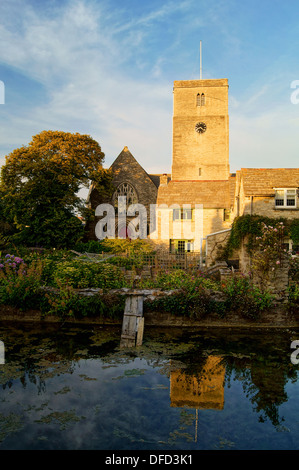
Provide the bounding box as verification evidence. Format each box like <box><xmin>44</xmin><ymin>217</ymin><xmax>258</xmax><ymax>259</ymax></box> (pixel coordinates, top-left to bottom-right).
<box><xmin>219</xmin><ymin>215</ymin><xmax>299</xmax><ymax>260</ymax></box>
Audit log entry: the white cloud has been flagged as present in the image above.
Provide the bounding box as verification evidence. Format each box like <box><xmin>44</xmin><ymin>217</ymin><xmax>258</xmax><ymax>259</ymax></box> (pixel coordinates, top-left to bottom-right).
<box><xmin>0</xmin><ymin>0</ymin><xmax>174</xmax><ymax>173</ymax></box>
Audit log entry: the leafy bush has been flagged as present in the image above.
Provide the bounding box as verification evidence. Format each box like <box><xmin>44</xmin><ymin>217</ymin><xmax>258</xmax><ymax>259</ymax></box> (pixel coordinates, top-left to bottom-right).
<box><xmin>143</xmin><ymin>270</ymin><xmax>222</xmax><ymax>318</ymax></box>
<box><xmin>42</xmin><ymin>283</ymin><xmax>125</xmax><ymax>319</ymax></box>
<box><xmin>221</xmin><ymin>275</ymin><xmax>274</xmax><ymax>319</ymax></box>
<box><xmin>100</xmin><ymin>238</ymin><xmax>156</xmax><ymax>255</ymax></box>
<box><xmin>107</xmin><ymin>255</ymin><xmax>139</xmax><ymax>270</ymax></box>
<box><xmin>140</xmin><ymin>269</ymin><xmax>219</xmax><ymax>291</ymax></box>
<box><xmin>72</xmin><ymin>240</ymin><xmax>108</xmax><ymax>253</ymax></box>
<box><xmin>51</xmin><ymin>259</ymin><xmax>126</xmax><ymax>290</ymax></box>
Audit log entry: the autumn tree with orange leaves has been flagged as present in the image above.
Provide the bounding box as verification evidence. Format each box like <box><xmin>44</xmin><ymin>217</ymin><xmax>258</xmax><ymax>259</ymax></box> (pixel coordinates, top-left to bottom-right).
<box><xmin>0</xmin><ymin>130</ymin><xmax>113</xmax><ymax>248</ymax></box>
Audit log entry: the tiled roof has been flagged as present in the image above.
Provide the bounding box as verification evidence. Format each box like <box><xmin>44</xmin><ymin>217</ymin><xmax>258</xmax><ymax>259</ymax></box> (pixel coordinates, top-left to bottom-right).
<box><xmin>238</xmin><ymin>168</ymin><xmax>299</xmax><ymax>196</ymax></box>
<box><xmin>157</xmin><ymin>180</ymin><xmax>231</xmax><ymax>208</ymax></box>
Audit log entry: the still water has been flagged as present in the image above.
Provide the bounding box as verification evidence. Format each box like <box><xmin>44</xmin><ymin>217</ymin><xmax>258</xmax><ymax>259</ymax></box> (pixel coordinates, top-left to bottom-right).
<box><xmin>0</xmin><ymin>322</ymin><xmax>299</xmax><ymax>450</ymax></box>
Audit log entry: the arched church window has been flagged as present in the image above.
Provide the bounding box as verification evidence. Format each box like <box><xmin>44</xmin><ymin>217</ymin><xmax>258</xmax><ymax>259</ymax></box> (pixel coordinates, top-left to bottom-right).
<box><xmin>112</xmin><ymin>182</ymin><xmax>138</xmax><ymax>209</ymax></box>
<box><xmin>196</xmin><ymin>93</ymin><xmax>201</xmax><ymax>106</ymax></box>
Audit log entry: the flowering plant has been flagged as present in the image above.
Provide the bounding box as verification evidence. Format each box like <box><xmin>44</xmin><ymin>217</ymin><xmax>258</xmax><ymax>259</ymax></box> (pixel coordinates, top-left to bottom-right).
<box><xmin>0</xmin><ymin>254</ymin><xmax>43</xmax><ymax>309</ymax></box>
<box><xmin>0</xmin><ymin>253</ymin><xmax>24</xmax><ymax>270</ymax></box>
<box><xmin>251</xmin><ymin>221</ymin><xmax>289</xmax><ymax>289</ymax></box>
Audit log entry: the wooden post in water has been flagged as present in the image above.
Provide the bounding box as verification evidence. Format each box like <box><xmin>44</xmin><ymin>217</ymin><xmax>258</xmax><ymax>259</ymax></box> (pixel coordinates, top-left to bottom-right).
<box><xmin>120</xmin><ymin>293</ymin><xmax>144</xmax><ymax>347</ymax></box>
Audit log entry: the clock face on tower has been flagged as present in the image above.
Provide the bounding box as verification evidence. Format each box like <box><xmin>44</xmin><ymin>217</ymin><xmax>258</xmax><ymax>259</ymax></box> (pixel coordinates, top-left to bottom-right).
<box><xmin>195</xmin><ymin>122</ymin><xmax>207</xmax><ymax>134</ymax></box>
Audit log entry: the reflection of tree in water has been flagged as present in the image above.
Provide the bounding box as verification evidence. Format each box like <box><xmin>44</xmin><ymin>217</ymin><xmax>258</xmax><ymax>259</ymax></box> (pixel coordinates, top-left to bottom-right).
<box><xmin>224</xmin><ymin>350</ymin><xmax>299</xmax><ymax>428</ymax></box>
<box><xmin>0</xmin><ymin>325</ymin><xmax>93</xmax><ymax>393</ymax></box>
<box><xmin>1</xmin><ymin>353</ymin><xmax>77</xmax><ymax>394</ymax></box>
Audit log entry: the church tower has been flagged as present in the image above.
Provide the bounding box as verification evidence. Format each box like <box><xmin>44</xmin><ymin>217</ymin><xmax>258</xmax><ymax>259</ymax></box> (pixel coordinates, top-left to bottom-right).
<box><xmin>171</xmin><ymin>79</ymin><xmax>229</xmax><ymax>181</ymax></box>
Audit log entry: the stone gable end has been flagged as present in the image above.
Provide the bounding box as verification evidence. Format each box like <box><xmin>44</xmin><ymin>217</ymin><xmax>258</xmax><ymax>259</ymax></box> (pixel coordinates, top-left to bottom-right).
<box><xmin>111</xmin><ymin>147</ymin><xmax>158</xmax><ymax>211</ymax></box>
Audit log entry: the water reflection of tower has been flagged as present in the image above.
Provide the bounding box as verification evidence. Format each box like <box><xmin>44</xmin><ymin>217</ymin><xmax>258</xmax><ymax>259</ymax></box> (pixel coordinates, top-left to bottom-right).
<box><xmin>170</xmin><ymin>356</ymin><xmax>225</xmax><ymax>442</ymax></box>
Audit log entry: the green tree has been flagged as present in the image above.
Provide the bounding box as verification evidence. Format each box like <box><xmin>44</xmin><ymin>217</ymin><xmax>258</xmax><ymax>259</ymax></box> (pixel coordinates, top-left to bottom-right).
<box><xmin>0</xmin><ymin>130</ymin><xmax>113</xmax><ymax>248</ymax></box>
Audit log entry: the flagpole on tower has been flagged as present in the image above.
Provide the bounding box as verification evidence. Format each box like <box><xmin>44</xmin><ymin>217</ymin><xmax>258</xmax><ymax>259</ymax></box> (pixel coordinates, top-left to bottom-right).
<box><xmin>200</xmin><ymin>40</ymin><xmax>202</xmax><ymax>79</ymax></box>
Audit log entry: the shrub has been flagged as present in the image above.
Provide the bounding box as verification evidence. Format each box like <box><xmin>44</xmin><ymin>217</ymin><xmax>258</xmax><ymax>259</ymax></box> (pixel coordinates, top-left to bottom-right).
<box><xmin>106</xmin><ymin>256</ymin><xmax>137</xmax><ymax>270</ymax></box>
<box><xmin>42</xmin><ymin>282</ymin><xmax>125</xmax><ymax>319</ymax></box>
<box><xmin>51</xmin><ymin>259</ymin><xmax>126</xmax><ymax>290</ymax></box>
<box><xmin>143</xmin><ymin>270</ymin><xmax>222</xmax><ymax>318</ymax></box>
<box><xmin>140</xmin><ymin>269</ymin><xmax>219</xmax><ymax>291</ymax></box>
<box><xmin>221</xmin><ymin>275</ymin><xmax>274</xmax><ymax>319</ymax></box>
<box><xmin>72</xmin><ymin>240</ymin><xmax>107</xmax><ymax>253</ymax></box>
<box><xmin>99</xmin><ymin>238</ymin><xmax>156</xmax><ymax>255</ymax></box>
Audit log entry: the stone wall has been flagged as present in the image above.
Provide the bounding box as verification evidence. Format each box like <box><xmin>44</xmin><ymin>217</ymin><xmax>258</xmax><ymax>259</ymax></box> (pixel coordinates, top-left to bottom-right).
<box><xmin>242</xmin><ymin>196</ymin><xmax>299</xmax><ymax>220</ymax></box>
<box><xmin>205</xmin><ymin>229</ymin><xmax>232</xmax><ymax>267</ymax></box>
<box><xmin>252</xmin><ymin>255</ymin><xmax>289</xmax><ymax>295</ymax></box>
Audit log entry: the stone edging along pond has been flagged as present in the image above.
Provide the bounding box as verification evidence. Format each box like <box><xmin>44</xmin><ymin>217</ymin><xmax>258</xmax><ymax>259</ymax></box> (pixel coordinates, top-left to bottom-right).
<box><xmin>0</xmin><ymin>287</ymin><xmax>298</xmax><ymax>329</ymax></box>
<box><xmin>0</xmin><ymin>306</ymin><xmax>298</xmax><ymax>329</ymax></box>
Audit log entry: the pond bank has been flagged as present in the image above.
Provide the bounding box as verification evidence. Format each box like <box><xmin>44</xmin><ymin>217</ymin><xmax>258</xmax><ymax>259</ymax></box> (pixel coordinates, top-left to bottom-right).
<box><xmin>0</xmin><ymin>304</ymin><xmax>298</xmax><ymax>328</ymax></box>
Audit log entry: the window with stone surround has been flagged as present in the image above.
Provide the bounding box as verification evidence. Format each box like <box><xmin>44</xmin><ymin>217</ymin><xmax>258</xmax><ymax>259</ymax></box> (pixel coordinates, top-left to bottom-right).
<box><xmin>275</xmin><ymin>188</ymin><xmax>297</xmax><ymax>208</ymax></box>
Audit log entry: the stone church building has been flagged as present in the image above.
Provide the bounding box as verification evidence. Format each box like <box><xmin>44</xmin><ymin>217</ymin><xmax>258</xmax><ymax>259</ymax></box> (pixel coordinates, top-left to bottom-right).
<box><xmin>87</xmin><ymin>77</ymin><xmax>299</xmax><ymax>261</ymax></box>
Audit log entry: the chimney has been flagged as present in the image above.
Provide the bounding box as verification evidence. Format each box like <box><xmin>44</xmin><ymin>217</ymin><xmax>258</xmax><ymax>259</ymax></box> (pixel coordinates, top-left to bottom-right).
<box><xmin>160</xmin><ymin>173</ymin><xmax>168</xmax><ymax>185</ymax></box>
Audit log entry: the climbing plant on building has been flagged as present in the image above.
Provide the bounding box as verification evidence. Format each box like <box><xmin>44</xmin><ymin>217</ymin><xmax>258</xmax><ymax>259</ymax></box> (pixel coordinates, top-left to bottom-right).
<box><xmin>219</xmin><ymin>214</ymin><xmax>294</xmax><ymax>261</ymax></box>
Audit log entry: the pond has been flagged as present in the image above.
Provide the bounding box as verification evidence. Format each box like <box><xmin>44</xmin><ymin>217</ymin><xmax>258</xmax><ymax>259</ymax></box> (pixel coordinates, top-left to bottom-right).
<box><xmin>0</xmin><ymin>322</ymin><xmax>299</xmax><ymax>450</ymax></box>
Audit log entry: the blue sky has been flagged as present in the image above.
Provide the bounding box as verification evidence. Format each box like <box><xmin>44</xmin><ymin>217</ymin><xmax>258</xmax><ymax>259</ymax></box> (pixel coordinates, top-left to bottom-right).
<box><xmin>0</xmin><ymin>0</ymin><xmax>298</xmax><ymax>180</ymax></box>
